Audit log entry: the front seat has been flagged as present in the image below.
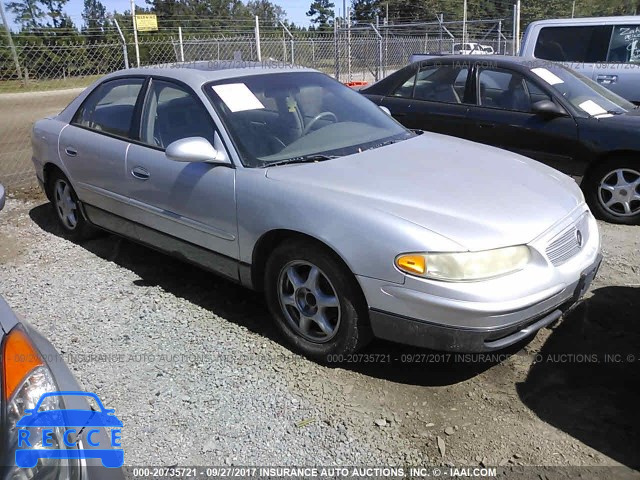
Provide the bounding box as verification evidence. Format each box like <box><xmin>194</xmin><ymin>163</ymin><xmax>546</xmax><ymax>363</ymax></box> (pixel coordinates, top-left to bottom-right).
<box><xmin>499</xmin><ymin>76</ymin><xmax>531</xmax><ymax>112</ymax></box>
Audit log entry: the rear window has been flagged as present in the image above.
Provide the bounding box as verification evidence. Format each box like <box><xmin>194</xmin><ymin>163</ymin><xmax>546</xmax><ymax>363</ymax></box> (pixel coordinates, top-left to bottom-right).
<box><xmin>534</xmin><ymin>26</ymin><xmax>612</xmax><ymax>62</ymax></box>
<box><xmin>608</xmin><ymin>25</ymin><xmax>640</xmax><ymax>63</ymax></box>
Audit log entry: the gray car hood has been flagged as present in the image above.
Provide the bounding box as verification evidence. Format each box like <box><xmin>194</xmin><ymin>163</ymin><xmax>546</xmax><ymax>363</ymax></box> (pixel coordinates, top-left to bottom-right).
<box><xmin>265</xmin><ymin>132</ymin><xmax>582</xmax><ymax>251</ymax></box>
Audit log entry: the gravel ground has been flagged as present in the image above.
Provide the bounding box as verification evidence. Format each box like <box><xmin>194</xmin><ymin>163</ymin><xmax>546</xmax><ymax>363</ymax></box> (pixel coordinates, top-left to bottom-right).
<box><xmin>0</xmin><ymin>191</ymin><xmax>639</xmax><ymax>475</ymax></box>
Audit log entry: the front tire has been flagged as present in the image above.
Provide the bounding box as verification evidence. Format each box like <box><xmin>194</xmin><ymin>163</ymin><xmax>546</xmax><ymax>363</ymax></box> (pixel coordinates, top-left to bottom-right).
<box><xmin>264</xmin><ymin>239</ymin><xmax>372</xmax><ymax>360</ymax></box>
<box><xmin>48</xmin><ymin>170</ymin><xmax>95</xmax><ymax>241</ymax></box>
<box><xmin>583</xmin><ymin>157</ymin><xmax>640</xmax><ymax>225</ymax></box>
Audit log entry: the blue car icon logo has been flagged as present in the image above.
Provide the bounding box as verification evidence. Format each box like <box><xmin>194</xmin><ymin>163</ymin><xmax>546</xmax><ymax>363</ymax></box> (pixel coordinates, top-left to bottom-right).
<box><xmin>16</xmin><ymin>391</ymin><xmax>123</xmax><ymax>468</ymax></box>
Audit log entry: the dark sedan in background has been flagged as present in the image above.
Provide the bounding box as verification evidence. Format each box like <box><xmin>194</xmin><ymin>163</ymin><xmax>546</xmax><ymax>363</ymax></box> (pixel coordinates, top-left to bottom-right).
<box><xmin>362</xmin><ymin>56</ymin><xmax>640</xmax><ymax>224</ymax></box>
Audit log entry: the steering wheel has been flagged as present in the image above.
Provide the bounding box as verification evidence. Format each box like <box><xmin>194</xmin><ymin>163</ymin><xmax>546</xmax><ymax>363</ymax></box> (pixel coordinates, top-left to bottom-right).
<box><xmin>302</xmin><ymin>112</ymin><xmax>338</xmax><ymax>135</ymax></box>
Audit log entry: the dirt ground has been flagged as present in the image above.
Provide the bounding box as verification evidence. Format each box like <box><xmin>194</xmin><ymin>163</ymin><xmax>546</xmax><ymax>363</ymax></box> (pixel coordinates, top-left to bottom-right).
<box><xmin>0</xmin><ymin>189</ymin><xmax>639</xmax><ymax>477</ymax></box>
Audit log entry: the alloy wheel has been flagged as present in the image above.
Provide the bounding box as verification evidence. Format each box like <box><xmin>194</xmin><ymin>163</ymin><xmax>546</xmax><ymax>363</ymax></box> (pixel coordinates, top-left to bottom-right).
<box><xmin>53</xmin><ymin>178</ymin><xmax>78</xmax><ymax>230</ymax></box>
<box><xmin>597</xmin><ymin>168</ymin><xmax>640</xmax><ymax>217</ymax></box>
<box><xmin>277</xmin><ymin>261</ymin><xmax>341</xmax><ymax>343</ymax></box>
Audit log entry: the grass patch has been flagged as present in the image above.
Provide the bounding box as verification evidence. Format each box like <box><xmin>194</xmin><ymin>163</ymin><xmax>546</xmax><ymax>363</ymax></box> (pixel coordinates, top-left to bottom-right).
<box><xmin>0</xmin><ymin>75</ymin><xmax>101</xmax><ymax>94</ymax></box>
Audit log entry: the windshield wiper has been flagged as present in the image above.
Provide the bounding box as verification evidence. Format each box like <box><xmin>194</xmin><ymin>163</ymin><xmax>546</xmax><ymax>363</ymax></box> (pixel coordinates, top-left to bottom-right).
<box><xmin>593</xmin><ymin>110</ymin><xmax>624</xmax><ymax>118</ymax></box>
<box><xmin>362</xmin><ymin>138</ymin><xmax>405</xmax><ymax>152</ymax></box>
<box><xmin>263</xmin><ymin>154</ymin><xmax>339</xmax><ymax>168</ymax></box>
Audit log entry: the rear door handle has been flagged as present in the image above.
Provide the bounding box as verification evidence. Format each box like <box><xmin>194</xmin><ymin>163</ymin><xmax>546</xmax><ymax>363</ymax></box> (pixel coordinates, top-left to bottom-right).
<box><xmin>131</xmin><ymin>166</ymin><xmax>150</xmax><ymax>180</ymax></box>
<box><xmin>64</xmin><ymin>147</ymin><xmax>77</xmax><ymax>157</ymax></box>
<box><xmin>478</xmin><ymin>123</ymin><xmax>496</xmax><ymax>129</ymax></box>
<box><xmin>596</xmin><ymin>74</ymin><xmax>618</xmax><ymax>85</ymax></box>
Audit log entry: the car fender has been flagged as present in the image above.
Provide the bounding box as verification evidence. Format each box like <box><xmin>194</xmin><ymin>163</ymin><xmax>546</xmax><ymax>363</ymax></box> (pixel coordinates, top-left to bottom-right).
<box><xmin>236</xmin><ymin>169</ymin><xmax>465</xmax><ymax>285</ymax></box>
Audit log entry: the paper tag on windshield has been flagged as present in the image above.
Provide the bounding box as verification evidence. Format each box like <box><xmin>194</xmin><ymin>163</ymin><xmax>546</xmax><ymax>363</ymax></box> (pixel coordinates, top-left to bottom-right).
<box><xmin>578</xmin><ymin>100</ymin><xmax>608</xmax><ymax>116</ymax></box>
<box><xmin>212</xmin><ymin>83</ymin><xmax>265</xmax><ymax>112</ymax></box>
<box><xmin>531</xmin><ymin>68</ymin><xmax>564</xmax><ymax>85</ymax></box>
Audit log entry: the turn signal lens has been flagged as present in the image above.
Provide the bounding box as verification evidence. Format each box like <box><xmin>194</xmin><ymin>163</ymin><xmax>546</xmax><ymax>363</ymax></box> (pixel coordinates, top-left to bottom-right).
<box><xmin>395</xmin><ymin>254</ymin><xmax>426</xmax><ymax>275</ymax></box>
<box><xmin>3</xmin><ymin>328</ymin><xmax>44</xmax><ymax>401</ymax></box>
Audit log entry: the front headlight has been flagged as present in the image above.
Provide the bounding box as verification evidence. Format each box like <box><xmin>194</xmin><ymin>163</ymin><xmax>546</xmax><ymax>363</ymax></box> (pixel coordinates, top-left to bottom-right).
<box><xmin>2</xmin><ymin>326</ymin><xmax>77</xmax><ymax>479</ymax></box>
<box><xmin>395</xmin><ymin>245</ymin><xmax>531</xmax><ymax>281</ymax></box>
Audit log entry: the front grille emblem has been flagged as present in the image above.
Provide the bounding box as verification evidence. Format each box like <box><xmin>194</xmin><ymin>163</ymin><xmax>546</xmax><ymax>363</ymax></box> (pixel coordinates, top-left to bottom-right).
<box><xmin>576</xmin><ymin>230</ymin><xmax>583</xmax><ymax>247</ymax></box>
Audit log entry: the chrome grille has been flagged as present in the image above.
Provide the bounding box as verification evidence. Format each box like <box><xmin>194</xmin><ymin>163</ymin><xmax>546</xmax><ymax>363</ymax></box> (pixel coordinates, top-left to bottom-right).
<box><xmin>546</xmin><ymin>223</ymin><xmax>583</xmax><ymax>266</ymax></box>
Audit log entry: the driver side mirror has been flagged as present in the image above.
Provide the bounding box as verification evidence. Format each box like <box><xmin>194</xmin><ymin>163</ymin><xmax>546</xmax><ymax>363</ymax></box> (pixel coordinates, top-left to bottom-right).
<box><xmin>165</xmin><ymin>133</ymin><xmax>231</xmax><ymax>166</ymax></box>
<box><xmin>379</xmin><ymin>105</ymin><xmax>392</xmax><ymax>116</ymax></box>
<box><xmin>531</xmin><ymin>100</ymin><xmax>567</xmax><ymax>118</ymax></box>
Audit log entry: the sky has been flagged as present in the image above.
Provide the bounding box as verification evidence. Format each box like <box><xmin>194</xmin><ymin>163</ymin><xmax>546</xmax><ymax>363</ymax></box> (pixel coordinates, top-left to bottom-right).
<box><xmin>2</xmin><ymin>0</ymin><xmax>312</xmax><ymax>30</ymax></box>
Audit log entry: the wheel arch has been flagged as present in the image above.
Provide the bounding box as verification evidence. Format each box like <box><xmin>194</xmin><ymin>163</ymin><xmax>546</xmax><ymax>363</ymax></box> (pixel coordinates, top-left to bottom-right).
<box><xmin>581</xmin><ymin>150</ymin><xmax>640</xmax><ymax>184</ymax></box>
<box><xmin>250</xmin><ymin>229</ymin><xmax>363</xmax><ymax>297</ymax></box>
<box><xmin>42</xmin><ymin>162</ymin><xmax>66</xmax><ymax>201</ymax></box>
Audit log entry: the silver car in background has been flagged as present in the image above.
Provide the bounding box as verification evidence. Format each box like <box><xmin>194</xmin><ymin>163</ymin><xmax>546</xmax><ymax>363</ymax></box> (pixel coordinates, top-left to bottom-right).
<box><xmin>521</xmin><ymin>16</ymin><xmax>640</xmax><ymax>104</ymax></box>
<box><xmin>0</xmin><ymin>185</ymin><xmax>123</xmax><ymax>478</ymax></box>
<box><xmin>31</xmin><ymin>62</ymin><xmax>601</xmax><ymax>359</ymax></box>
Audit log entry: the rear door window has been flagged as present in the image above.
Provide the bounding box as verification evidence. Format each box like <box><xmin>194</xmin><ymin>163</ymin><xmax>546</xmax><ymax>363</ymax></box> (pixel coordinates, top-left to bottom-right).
<box><xmin>608</xmin><ymin>25</ymin><xmax>640</xmax><ymax>63</ymax></box>
<box><xmin>72</xmin><ymin>78</ymin><xmax>144</xmax><ymax>138</ymax></box>
<box><xmin>413</xmin><ymin>64</ymin><xmax>469</xmax><ymax>103</ymax></box>
<box><xmin>534</xmin><ymin>26</ymin><xmax>613</xmax><ymax>62</ymax></box>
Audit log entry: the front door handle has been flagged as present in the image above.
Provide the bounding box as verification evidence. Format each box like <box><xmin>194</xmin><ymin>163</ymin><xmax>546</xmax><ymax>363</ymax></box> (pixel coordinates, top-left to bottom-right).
<box><xmin>596</xmin><ymin>74</ymin><xmax>618</xmax><ymax>85</ymax></box>
<box><xmin>131</xmin><ymin>166</ymin><xmax>150</xmax><ymax>180</ymax></box>
<box><xmin>64</xmin><ymin>147</ymin><xmax>77</xmax><ymax>157</ymax></box>
<box><xmin>478</xmin><ymin>123</ymin><xmax>496</xmax><ymax>129</ymax></box>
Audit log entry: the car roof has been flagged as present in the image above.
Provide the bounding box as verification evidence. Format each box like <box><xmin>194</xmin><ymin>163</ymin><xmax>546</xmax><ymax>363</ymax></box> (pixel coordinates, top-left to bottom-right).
<box><xmin>102</xmin><ymin>60</ymin><xmax>317</xmax><ymax>87</ymax></box>
<box><xmin>412</xmin><ymin>55</ymin><xmax>542</xmax><ymax>69</ymax></box>
<box><xmin>527</xmin><ymin>15</ymin><xmax>640</xmax><ymax>27</ymax></box>
<box><xmin>361</xmin><ymin>55</ymin><xmax>561</xmax><ymax>96</ymax></box>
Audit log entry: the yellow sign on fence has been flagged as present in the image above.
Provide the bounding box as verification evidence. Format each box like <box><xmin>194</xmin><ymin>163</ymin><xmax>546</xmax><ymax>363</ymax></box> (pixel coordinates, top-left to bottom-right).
<box><xmin>135</xmin><ymin>14</ymin><xmax>158</xmax><ymax>32</ymax></box>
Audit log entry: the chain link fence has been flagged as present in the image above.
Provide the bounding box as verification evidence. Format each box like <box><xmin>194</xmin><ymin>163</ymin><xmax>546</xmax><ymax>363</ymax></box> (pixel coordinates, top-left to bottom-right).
<box><xmin>0</xmin><ymin>19</ymin><xmax>512</xmax><ymax>189</ymax></box>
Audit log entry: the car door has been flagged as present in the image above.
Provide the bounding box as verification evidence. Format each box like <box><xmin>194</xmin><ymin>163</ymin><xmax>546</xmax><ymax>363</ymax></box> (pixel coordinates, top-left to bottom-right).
<box><xmin>380</xmin><ymin>62</ymin><xmax>472</xmax><ymax>137</ymax></box>
<box><xmin>603</xmin><ymin>24</ymin><xmax>640</xmax><ymax>103</ymax></box>
<box><xmin>124</xmin><ymin>78</ymin><xmax>239</xmax><ymax>275</ymax></box>
<box><xmin>465</xmin><ymin>66</ymin><xmax>582</xmax><ymax>175</ymax></box>
<box><xmin>378</xmin><ymin>69</ymin><xmax>417</xmax><ymax>128</ymax></box>
<box><xmin>58</xmin><ymin>77</ymin><xmax>145</xmax><ymax>216</ymax></box>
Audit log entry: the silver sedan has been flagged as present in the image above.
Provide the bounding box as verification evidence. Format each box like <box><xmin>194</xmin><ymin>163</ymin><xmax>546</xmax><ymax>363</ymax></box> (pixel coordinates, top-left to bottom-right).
<box><xmin>31</xmin><ymin>61</ymin><xmax>602</xmax><ymax>359</ymax></box>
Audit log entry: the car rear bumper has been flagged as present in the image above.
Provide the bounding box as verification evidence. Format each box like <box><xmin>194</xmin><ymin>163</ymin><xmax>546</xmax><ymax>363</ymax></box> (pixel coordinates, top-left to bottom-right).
<box><xmin>368</xmin><ymin>253</ymin><xmax>602</xmax><ymax>352</ymax></box>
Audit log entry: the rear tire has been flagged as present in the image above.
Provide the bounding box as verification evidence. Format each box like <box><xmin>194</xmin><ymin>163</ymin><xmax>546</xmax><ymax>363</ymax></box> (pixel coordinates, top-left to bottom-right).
<box><xmin>264</xmin><ymin>239</ymin><xmax>372</xmax><ymax>361</ymax></box>
<box><xmin>48</xmin><ymin>170</ymin><xmax>95</xmax><ymax>241</ymax></box>
<box><xmin>583</xmin><ymin>157</ymin><xmax>640</xmax><ymax>225</ymax></box>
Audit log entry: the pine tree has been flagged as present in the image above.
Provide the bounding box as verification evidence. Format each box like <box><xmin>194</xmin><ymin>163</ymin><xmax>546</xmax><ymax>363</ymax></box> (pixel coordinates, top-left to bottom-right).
<box><xmin>6</xmin><ymin>0</ymin><xmax>46</xmax><ymax>30</ymax></box>
<box><xmin>352</xmin><ymin>0</ymin><xmax>380</xmax><ymax>22</ymax></box>
<box><xmin>307</xmin><ymin>0</ymin><xmax>334</xmax><ymax>31</ymax></box>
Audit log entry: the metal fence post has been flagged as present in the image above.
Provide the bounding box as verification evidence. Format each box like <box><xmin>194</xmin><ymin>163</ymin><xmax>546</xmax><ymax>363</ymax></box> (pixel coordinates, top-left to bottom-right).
<box><xmin>113</xmin><ymin>17</ymin><xmax>130</xmax><ymax>69</ymax></box>
<box><xmin>255</xmin><ymin>16</ymin><xmax>262</xmax><ymax>62</ymax></box>
<box><xmin>279</xmin><ymin>20</ymin><xmax>294</xmax><ymax>64</ymax></box>
<box><xmin>130</xmin><ymin>0</ymin><xmax>140</xmax><ymax>67</ymax></box>
<box><xmin>0</xmin><ymin>1</ymin><xmax>23</xmax><ymax>82</ymax></box>
<box><xmin>178</xmin><ymin>26</ymin><xmax>185</xmax><ymax>62</ymax></box>
<box><xmin>334</xmin><ymin>19</ymin><xmax>340</xmax><ymax>80</ymax></box>
<box><xmin>368</xmin><ymin>23</ymin><xmax>383</xmax><ymax>81</ymax></box>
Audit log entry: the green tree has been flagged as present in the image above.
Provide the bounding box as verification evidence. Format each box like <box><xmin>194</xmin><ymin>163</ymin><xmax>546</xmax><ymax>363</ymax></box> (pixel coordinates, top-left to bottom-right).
<box><xmin>40</xmin><ymin>0</ymin><xmax>69</xmax><ymax>27</ymax></box>
<box><xmin>307</xmin><ymin>0</ymin><xmax>334</xmax><ymax>31</ymax></box>
<box><xmin>246</xmin><ymin>0</ymin><xmax>286</xmax><ymax>26</ymax></box>
<box><xmin>81</xmin><ymin>0</ymin><xmax>112</xmax><ymax>40</ymax></box>
<box><xmin>5</xmin><ymin>0</ymin><xmax>46</xmax><ymax>30</ymax></box>
<box><xmin>352</xmin><ymin>0</ymin><xmax>380</xmax><ymax>22</ymax></box>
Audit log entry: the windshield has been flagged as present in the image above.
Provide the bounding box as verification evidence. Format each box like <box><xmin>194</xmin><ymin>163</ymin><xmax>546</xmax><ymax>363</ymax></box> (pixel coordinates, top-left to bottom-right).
<box><xmin>530</xmin><ymin>64</ymin><xmax>635</xmax><ymax>117</ymax></box>
<box><xmin>205</xmin><ymin>72</ymin><xmax>411</xmax><ymax>167</ymax></box>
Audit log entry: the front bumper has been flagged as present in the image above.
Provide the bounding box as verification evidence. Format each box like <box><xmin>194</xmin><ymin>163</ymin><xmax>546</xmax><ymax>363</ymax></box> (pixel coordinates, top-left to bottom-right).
<box><xmin>368</xmin><ymin>253</ymin><xmax>602</xmax><ymax>352</ymax></box>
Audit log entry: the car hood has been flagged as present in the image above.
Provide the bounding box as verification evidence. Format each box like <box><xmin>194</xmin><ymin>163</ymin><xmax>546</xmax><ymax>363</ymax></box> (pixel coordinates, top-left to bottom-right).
<box><xmin>596</xmin><ymin>109</ymin><xmax>640</xmax><ymax>127</ymax></box>
<box><xmin>265</xmin><ymin>133</ymin><xmax>583</xmax><ymax>251</ymax></box>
